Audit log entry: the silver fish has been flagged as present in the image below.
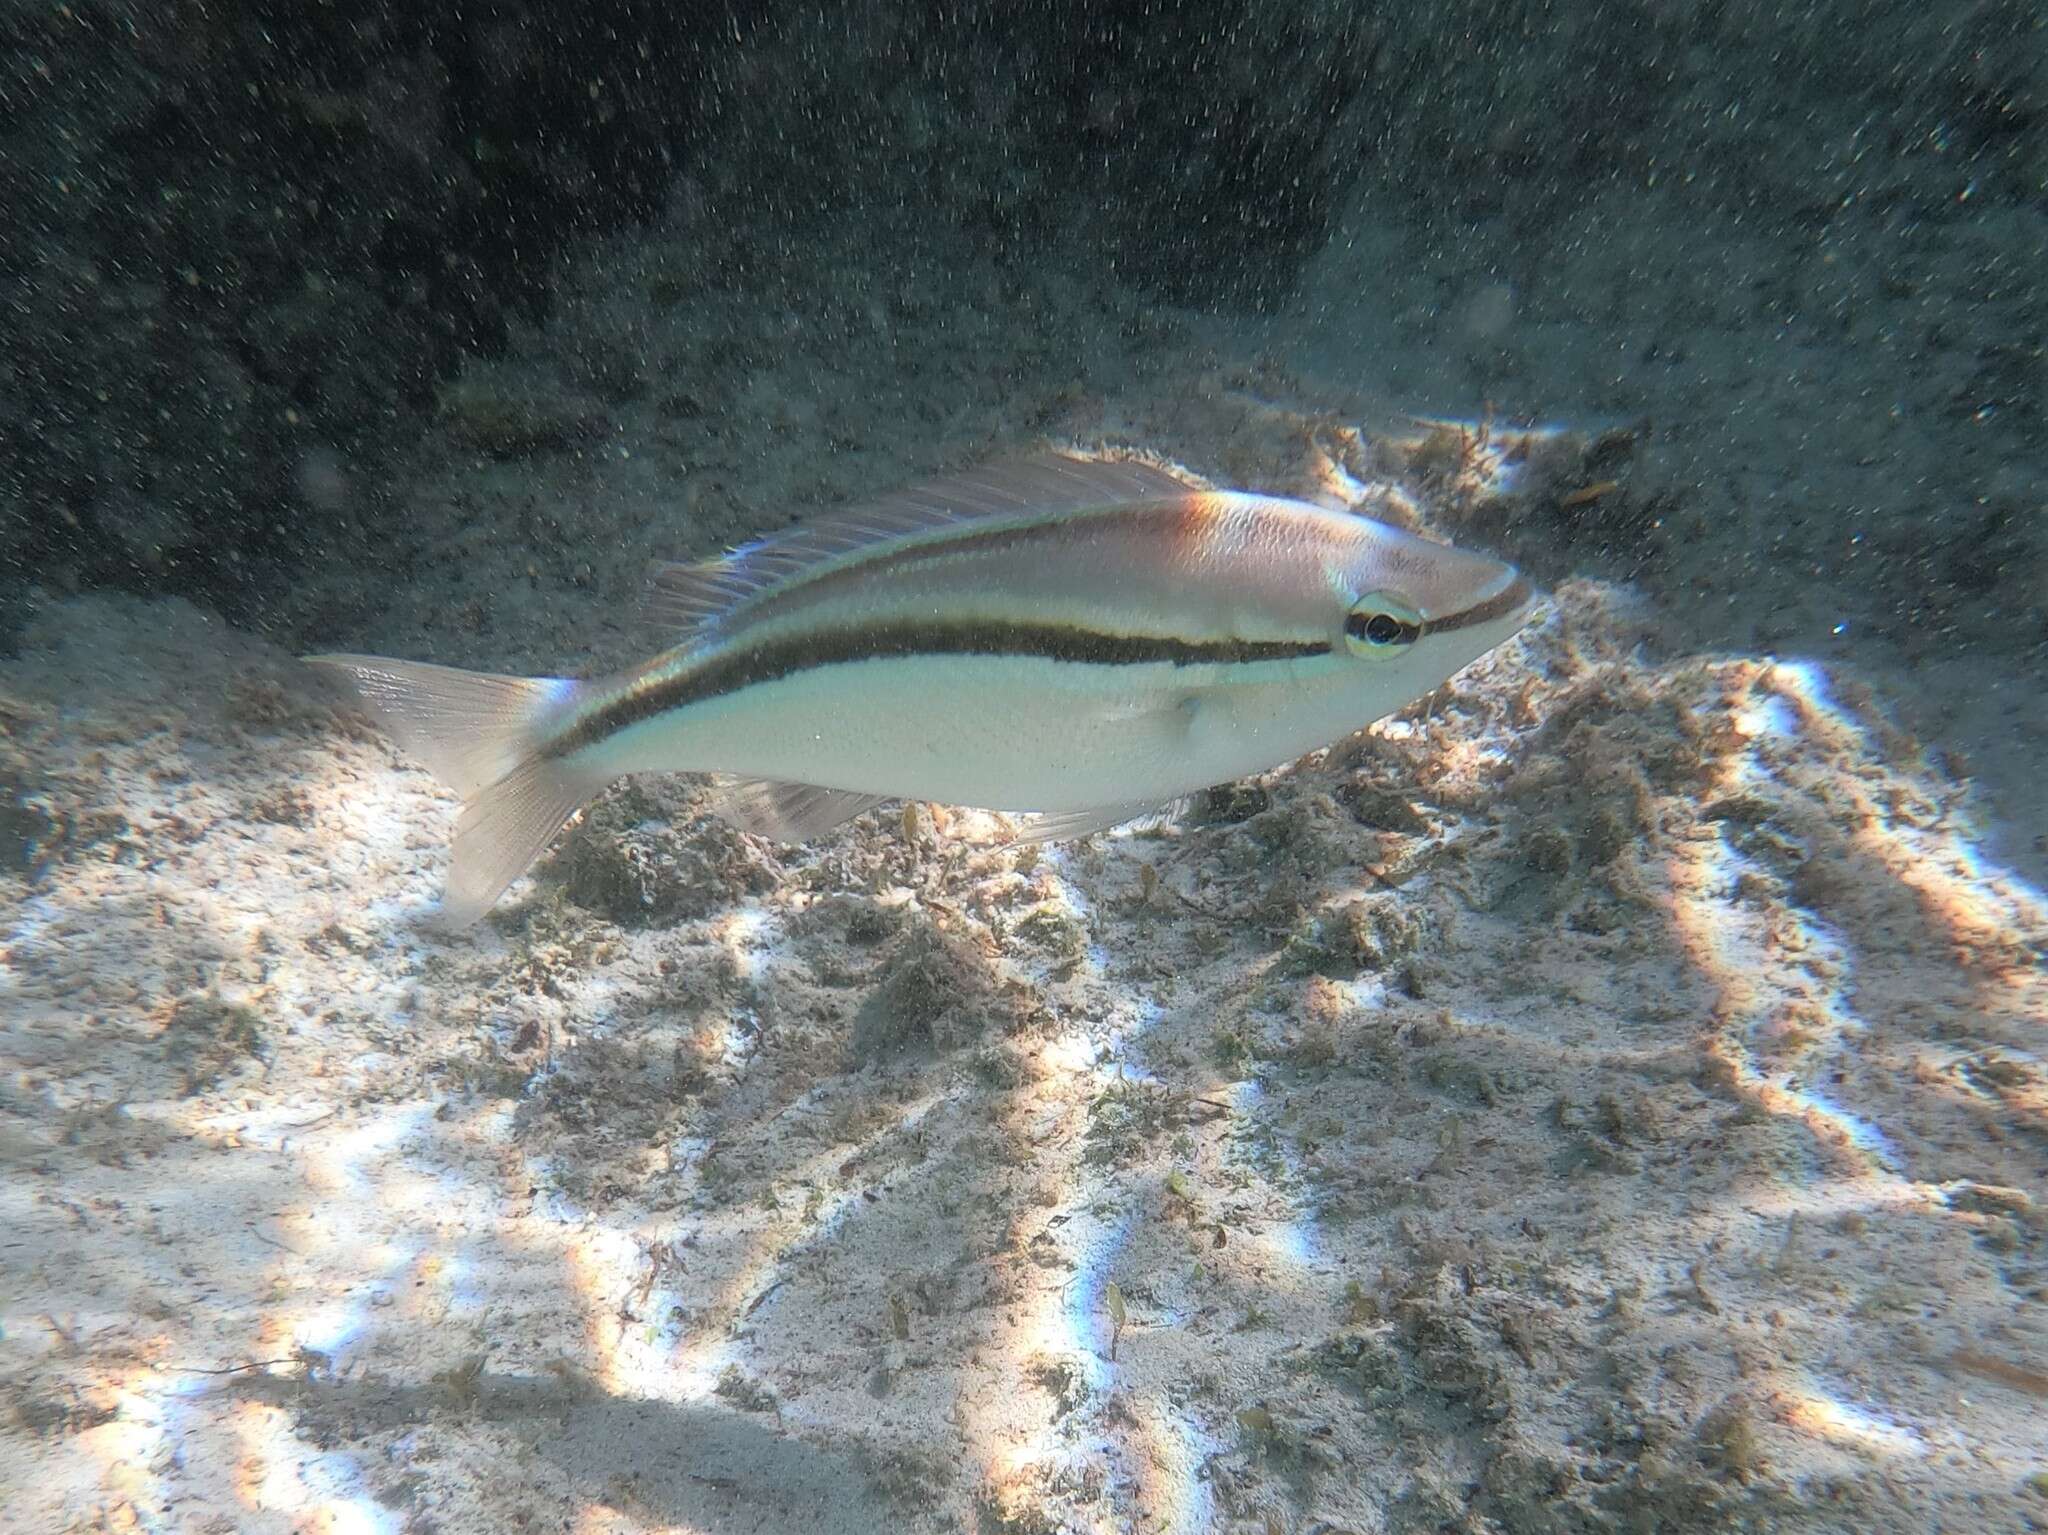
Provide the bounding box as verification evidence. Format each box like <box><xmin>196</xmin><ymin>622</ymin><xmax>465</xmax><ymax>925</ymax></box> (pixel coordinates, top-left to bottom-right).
<box><xmin>307</xmin><ymin>453</ymin><xmax>1537</xmax><ymax>926</ymax></box>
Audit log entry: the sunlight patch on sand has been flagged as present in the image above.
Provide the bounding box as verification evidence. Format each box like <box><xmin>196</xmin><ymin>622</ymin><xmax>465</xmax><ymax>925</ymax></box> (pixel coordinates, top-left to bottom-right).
<box><xmin>231</xmin><ymin>1398</ymin><xmax>400</xmax><ymax>1534</ymax></box>
<box><xmin>1781</xmin><ymin>1386</ymin><xmax>1931</xmax><ymax>1460</ymax></box>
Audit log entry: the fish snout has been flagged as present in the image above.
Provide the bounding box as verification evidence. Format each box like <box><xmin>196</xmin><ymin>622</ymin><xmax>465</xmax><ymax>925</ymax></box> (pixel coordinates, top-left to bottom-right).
<box><xmin>1434</xmin><ymin>561</ymin><xmax>1539</xmax><ymax>637</ymax></box>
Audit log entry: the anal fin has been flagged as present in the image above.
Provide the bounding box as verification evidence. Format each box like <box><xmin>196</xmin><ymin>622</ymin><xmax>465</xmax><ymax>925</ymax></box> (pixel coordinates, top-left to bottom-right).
<box><xmin>714</xmin><ymin>779</ymin><xmax>888</xmax><ymax>843</ymax></box>
<box><xmin>1001</xmin><ymin>799</ymin><xmax>1183</xmax><ymax>846</ymax></box>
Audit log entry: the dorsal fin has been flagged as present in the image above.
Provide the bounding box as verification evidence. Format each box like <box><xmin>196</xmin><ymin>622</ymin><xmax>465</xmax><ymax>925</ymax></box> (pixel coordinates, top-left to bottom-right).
<box><xmin>642</xmin><ymin>452</ymin><xmax>1198</xmax><ymax>640</ymax></box>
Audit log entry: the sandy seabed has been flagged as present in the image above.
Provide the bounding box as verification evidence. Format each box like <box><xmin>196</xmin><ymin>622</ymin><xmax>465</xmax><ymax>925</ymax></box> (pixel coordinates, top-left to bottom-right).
<box><xmin>4</xmin><ymin>193</ymin><xmax>2047</xmax><ymax>1534</ymax></box>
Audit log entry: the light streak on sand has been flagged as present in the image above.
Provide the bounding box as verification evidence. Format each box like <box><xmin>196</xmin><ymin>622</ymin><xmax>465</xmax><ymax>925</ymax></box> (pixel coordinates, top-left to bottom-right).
<box><xmin>1760</xmin><ymin>660</ymin><xmax>2046</xmax><ymax>986</ymax></box>
<box><xmin>0</xmin><ymin>891</ymin><xmax>59</xmax><ymax>991</ymax></box>
<box><xmin>1663</xmin><ymin>660</ymin><xmax>2048</xmax><ymax>1501</ymax></box>
<box><xmin>958</xmin><ymin>853</ymin><xmax>1261</xmax><ymax>1534</ymax></box>
<box><xmin>549</xmin><ymin>901</ymin><xmax>954</xmax><ymax>1410</ymax></box>
<box><xmin>1228</xmin><ymin>1078</ymin><xmax>1323</xmax><ymax>1272</ymax></box>
<box><xmin>1677</xmin><ymin>833</ymin><xmax>1905</xmax><ymax>1179</ymax></box>
<box><xmin>1669</xmin><ymin>665</ymin><xmax>1918</xmax><ymax>1187</ymax></box>
<box><xmin>547</xmin><ymin>903</ymin><xmax>846</xmax><ymax>1402</ymax></box>
<box><xmin>227</xmin><ymin>1397</ymin><xmax>401</xmax><ymax>1534</ymax></box>
<box><xmin>1665</xmin><ymin>655</ymin><xmax>2048</xmax><ymax>1471</ymax></box>
<box><xmin>718</xmin><ymin>903</ymin><xmax>771</xmax><ymax>982</ymax></box>
<box><xmin>74</xmin><ymin>1097</ymin><xmax>521</xmax><ymax>1530</ymax></box>
<box><xmin>63</xmin><ymin>1370</ymin><xmax>184</xmax><ymax>1535</ymax></box>
<box><xmin>983</xmin><ymin>1183</ymin><xmax>1219</xmax><ymax>1535</ymax></box>
<box><xmin>1667</xmin><ymin>655</ymin><xmax>2048</xmax><ymax>1188</ymax></box>
<box><xmin>703</xmin><ymin>1148</ymin><xmax>935</xmax><ymax>1397</ymax></box>
<box><xmin>562</xmin><ymin>1221</ymin><xmax>682</xmax><ymax>1400</ymax></box>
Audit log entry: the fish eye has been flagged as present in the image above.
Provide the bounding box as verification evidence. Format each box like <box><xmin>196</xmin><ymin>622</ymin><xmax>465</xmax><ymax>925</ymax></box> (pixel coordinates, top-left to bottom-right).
<box><xmin>1345</xmin><ymin>592</ymin><xmax>1422</xmax><ymax>657</ymax></box>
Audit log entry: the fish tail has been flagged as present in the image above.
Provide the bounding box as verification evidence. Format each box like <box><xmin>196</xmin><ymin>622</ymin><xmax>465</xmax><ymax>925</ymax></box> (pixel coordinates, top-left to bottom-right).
<box><xmin>304</xmin><ymin>654</ymin><xmax>603</xmax><ymax>927</ymax></box>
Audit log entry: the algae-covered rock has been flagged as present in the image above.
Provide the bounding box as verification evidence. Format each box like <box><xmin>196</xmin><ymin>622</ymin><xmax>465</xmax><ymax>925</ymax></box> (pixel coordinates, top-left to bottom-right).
<box><xmin>559</xmin><ymin>783</ymin><xmax>773</xmax><ymax>925</ymax></box>
<box><xmin>852</xmin><ymin>915</ymin><xmax>997</xmax><ymax>1062</ymax></box>
<box><xmin>1285</xmin><ymin>895</ymin><xmax>1428</xmax><ymax>978</ymax></box>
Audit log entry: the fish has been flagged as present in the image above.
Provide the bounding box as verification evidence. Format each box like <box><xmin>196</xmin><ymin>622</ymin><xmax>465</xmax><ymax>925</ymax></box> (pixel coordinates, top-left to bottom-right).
<box><xmin>306</xmin><ymin>452</ymin><xmax>1538</xmax><ymax>927</ymax></box>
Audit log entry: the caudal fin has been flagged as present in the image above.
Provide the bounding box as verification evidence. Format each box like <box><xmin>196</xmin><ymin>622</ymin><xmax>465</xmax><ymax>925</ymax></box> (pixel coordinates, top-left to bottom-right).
<box><xmin>304</xmin><ymin>654</ymin><xmax>603</xmax><ymax>927</ymax></box>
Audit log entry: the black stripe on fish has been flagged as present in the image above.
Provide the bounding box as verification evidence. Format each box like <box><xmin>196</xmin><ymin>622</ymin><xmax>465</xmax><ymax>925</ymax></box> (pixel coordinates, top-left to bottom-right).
<box><xmin>549</xmin><ymin>620</ymin><xmax>1331</xmax><ymax>759</ymax></box>
<box><xmin>1424</xmin><ymin>576</ymin><xmax>1533</xmax><ymax>636</ymax></box>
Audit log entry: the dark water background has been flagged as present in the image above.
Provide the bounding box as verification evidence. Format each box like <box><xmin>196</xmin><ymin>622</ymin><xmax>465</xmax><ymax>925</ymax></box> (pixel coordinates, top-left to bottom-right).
<box><xmin>4</xmin><ymin>2</ymin><xmax>2039</xmax><ymax>651</ymax></box>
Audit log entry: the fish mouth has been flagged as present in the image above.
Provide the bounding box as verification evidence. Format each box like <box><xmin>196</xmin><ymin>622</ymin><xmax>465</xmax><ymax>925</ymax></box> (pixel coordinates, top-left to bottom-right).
<box><xmin>1425</xmin><ymin>569</ymin><xmax>1539</xmax><ymax>637</ymax></box>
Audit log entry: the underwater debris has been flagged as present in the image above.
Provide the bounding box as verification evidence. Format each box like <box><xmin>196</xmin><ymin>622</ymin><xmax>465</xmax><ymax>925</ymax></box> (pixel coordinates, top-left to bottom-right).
<box><xmin>1234</xmin><ymin>1400</ymin><xmax>1339</xmax><ymax>1472</ymax></box>
<box><xmin>157</xmin><ymin>993</ymin><xmax>266</xmax><ymax>1095</ymax></box>
<box><xmin>862</xmin><ymin>1441</ymin><xmax>960</xmax><ymax>1510</ymax></box>
<box><xmin>1012</xmin><ymin>902</ymin><xmax>1089</xmax><ymax>967</ymax></box>
<box><xmin>1341</xmin><ymin>1279</ymin><xmax>1379</xmax><ymax>1325</ymax></box>
<box><xmin>1196</xmin><ymin>782</ymin><xmax>1272</xmax><ymax>824</ymax></box>
<box><xmin>714</xmin><ymin>1362</ymin><xmax>781</xmax><ymax>1414</ymax></box>
<box><xmin>798</xmin><ymin>890</ymin><xmax>911</xmax><ymax>949</ymax></box>
<box><xmin>1317</xmin><ymin>1327</ymin><xmax>1405</xmax><ymax>1402</ymax></box>
<box><xmin>1342</xmin><ymin>780</ymin><xmax>1434</xmax><ymax>836</ymax></box>
<box><xmin>1085</xmin><ymin>1078</ymin><xmax>1192</xmax><ymax>1165</ymax></box>
<box><xmin>430</xmin><ymin>1352</ymin><xmax>489</xmax><ymax>1410</ymax></box>
<box><xmin>1695</xmin><ymin>1395</ymin><xmax>1766</xmax><ymax>1481</ymax></box>
<box><xmin>222</xmin><ymin>672</ymin><xmax>331</xmax><ymax>736</ymax></box>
